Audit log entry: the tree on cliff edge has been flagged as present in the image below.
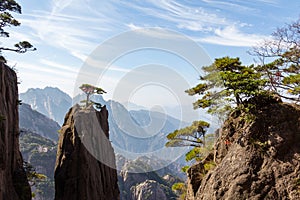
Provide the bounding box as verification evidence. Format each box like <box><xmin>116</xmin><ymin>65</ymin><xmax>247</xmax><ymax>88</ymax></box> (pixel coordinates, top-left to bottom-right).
<box><xmin>0</xmin><ymin>0</ymin><xmax>36</xmax><ymax>63</ymax></box>
<box><xmin>166</xmin><ymin>120</ymin><xmax>212</xmax><ymax>162</ymax></box>
<box><xmin>185</xmin><ymin>57</ymin><xmax>267</xmax><ymax>121</ymax></box>
<box><xmin>251</xmin><ymin>19</ymin><xmax>300</xmax><ymax>102</ymax></box>
<box><xmin>79</xmin><ymin>84</ymin><xmax>106</xmax><ymax>108</ymax></box>
<box><xmin>166</xmin><ymin>57</ymin><xmax>267</xmax><ymax>162</ymax></box>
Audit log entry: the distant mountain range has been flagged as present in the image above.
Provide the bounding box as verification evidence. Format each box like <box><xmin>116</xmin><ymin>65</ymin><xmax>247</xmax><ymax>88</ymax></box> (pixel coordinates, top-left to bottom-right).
<box><xmin>19</xmin><ymin>87</ymin><xmax>217</xmax><ymax>160</ymax></box>
<box><xmin>19</xmin><ymin>103</ymin><xmax>60</xmax><ymax>141</ymax></box>
<box><xmin>19</xmin><ymin>87</ymin><xmax>71</xmax><ymax>125</ymax></box>
<box><xmin>17</xmin><ymin>87</ymin><xmax>219</xmax><ymax>200</ymax></box>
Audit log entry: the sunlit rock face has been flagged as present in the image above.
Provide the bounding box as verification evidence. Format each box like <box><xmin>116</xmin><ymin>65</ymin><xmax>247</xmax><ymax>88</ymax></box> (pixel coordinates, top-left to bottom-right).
<box><xmin>186</xmin><ymin>97</ymin><xmax>300</xmax><ymax>200</ymax></box>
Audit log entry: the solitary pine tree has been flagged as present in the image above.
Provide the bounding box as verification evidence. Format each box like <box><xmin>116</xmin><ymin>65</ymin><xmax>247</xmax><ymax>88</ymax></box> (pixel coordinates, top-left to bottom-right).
<box><xmin>79</xmin><ymin>84</ymin><xmax>106</xmax><ymax>108</ymax></box>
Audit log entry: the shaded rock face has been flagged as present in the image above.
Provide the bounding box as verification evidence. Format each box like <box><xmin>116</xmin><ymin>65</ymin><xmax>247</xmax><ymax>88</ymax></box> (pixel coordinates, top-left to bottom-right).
<box><xmin>0</xmin><ymin>64</ymin><xmax>31</xmax><ymax>200</ymax></box>
<box><xmin>19</xmin><ymin>103</ymin><xmax>60</xmax><ymax>141</ymax></box>
<box><xmin>186</xmin><ymin>153</ymin><xmax>214</xmax><ymax>199</ymax></box>
<box><xmin>131</xmin><ymin>180</ymin><xmax>167</xmax><ymax>200</ymax></box>
<box><xmin>54</xmin><ymin>104</ymin><xmax>119</xmax><ymax>200</ymax></box>
<box><xmin>186</xmin><ymin>100</ymin><xmax>300</xmax><ymax>200</ymax></box>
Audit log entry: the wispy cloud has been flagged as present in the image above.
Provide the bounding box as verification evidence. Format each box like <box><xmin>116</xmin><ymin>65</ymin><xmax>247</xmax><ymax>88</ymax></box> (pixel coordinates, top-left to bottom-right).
<box><xmin>39</xmin><ymin>59</ymin><xmax>79</xmax><ymax>73</ymax></box>
<box><xmin>15</xmin><ymin>1</ymin><xmax>121</xmax><ymax>61</ymax></box>
<box><xmin>122</xmin><ymin>0</ymin><xmax>229</xmax><ymax>32</ymax></box>
<box><xmin>15</xmin><ymin>61</ymin><xmax>76</xmax><ymax>78</ymax></box>
<box><xmin>8</xmin><ymin>0</ymin><xmax>292</xmax><ymax>99</ymax></box>
<box><xmin>84</xmin><ymin>56</ymin><xmax>131</xmax><ymax>73</ymax></box>
<box><xmin>120</xmin><ymin>0</ymin><xmax>269</xmax><ymax>47</ymax></box>
<box><xmin>13</xmin><ymin>0</ymin><xmax>269</xmax><ymax>54</ymax></box>
<box><xmin>201</xmin><ymin>0</ymin><xmax>258</xmax><ymax>13</ymax></box>
<box><xmin>12</xmin><ymin>60</ymin><xmax>76</xmax><ymax>93</ymax></box>
<box><xmin>21</xmin><ymin>12</ymin><xmax>97</xmax><ymax>50</ymax></box>
<box><xmin>197</xmin><ymin>25</ymin><xmax>267</xmax><ymax>46</ymax></box>
<box><xmin>203</xmin><ymin>0</ymin><xmax>279</xmax><ymax>8</ymax></box>
<box><xmin>251</xmin><ymin>0</ymin><xmax>279</xmax><ymax>5</ymax></box>
<box><xmin>126</xmin><ymin>24</ymin><xmax>189</xmax><ymax>40</ymax></box>
<box><xmin>70</xmin><ymin>51</ymin><xmax>88</xmax><ymax>62</ymax></box>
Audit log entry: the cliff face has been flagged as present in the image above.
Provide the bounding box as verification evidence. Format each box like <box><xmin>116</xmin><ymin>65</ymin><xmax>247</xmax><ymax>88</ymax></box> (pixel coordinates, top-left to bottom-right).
<box><xmin>0</xmin><ymin>64</ymin><xmax>31</xmax><ymax>200</ymax></box>
<box><xmin>186</xmin><ymin>99</ymin><xmax>300</xmax><ymax>200</ymax></box>
<box><xmin>54</xmin><ymin>104</ymin><xmax>119</xmax><ymax>200</ymax></box>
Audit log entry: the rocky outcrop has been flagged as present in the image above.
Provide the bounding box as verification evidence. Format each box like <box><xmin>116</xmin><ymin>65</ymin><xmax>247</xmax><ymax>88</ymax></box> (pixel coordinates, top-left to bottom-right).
<box><xmin>131</xmin><ymin>180</ymin><xmax>168</xmax><ymax>200</ymax></box>
<box><xmin>118</xmin><ymin>156</ymin><xmax>178</xmax><ymax>200</ymax></box>
<box><xmin>186</xmin><ymin>98</ymin><xmax>300</xmax><ymax>200</ymax></box>
<box><xmin>0</xmin><ymin>63</ymin><xmax>31</xmax><ymax>200</ymax></box>
<box><xmin>54</xmin><ymin>104</ymin><xmax>119</xmax><ymax>200</ymax></box>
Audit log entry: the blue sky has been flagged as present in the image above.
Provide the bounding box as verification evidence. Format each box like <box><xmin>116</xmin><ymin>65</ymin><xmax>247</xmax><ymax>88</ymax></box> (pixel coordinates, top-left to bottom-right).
<box><xmin>2</xmin><ymin>0</ymin><xmax>300</xmax><ymax>121</ymax></box>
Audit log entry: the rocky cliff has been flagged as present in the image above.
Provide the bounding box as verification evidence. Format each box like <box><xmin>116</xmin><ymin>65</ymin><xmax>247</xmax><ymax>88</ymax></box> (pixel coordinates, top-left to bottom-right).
<box><xmin>54</xmin><ymin>104</ymin><xmax>119</xmax><ymax>200</ymax></box>
<box><xmin>0</xmin><ymin>63</ymin><xmax>31</xmax><ymax>200</ymax></box>
<box><xmin>186</xmin><ymin>97</ymin><xmax>300</xmax><ymax>200</ymax></box>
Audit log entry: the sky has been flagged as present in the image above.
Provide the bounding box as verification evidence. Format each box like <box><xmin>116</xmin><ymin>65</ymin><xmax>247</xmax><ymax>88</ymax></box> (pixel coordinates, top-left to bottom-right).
<box><xmin>2</xmin><ymin>0</ymin><xmax>300</xmax><ymax>122</ymax></box>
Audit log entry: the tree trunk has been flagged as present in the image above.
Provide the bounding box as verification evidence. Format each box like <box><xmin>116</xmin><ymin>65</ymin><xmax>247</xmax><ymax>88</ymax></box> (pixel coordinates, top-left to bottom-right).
<box><xmin>86</xmin><ymin>93</ymin><xmax>90</xmax><ymax>107</ymax></box>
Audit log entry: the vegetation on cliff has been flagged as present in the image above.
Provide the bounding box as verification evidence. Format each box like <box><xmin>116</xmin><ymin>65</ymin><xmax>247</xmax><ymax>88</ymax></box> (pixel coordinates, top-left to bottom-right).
<box><xmin>167</xmin><ymin>18</ymin><xmax>300</xmax><ymax>162</ymax></box>
<box><xmin>186</xmin><ymin>57</ymin><xmax>268</xmax><ymax>120</ymax></box>
<box><xmin>20</xmin><ymin>129</ymin><xmax>57</xmax><ymax>200</ymax></box>
<box><xmin>0</xmin><ymin>0</ymin><xmax>36</xmax><ymax>63</ymax></box>
<box><xmin>185</xmin><ymin>98</ymin><xmax>300</xmax><ymax>200</ymax></box>
<box><xmin>166</xmin><ymin>18</ymin><xmax>300</xmax><ymax>200</ymax></box>
<box><xmin>79</xmin><ymin>83</ymin><xmax>106</xmax><ymax>108</ymax></box>
<box><xmin>251</xmin><ymin>19</ymin><xmax>300</xmax><ymax>101</ymax></box>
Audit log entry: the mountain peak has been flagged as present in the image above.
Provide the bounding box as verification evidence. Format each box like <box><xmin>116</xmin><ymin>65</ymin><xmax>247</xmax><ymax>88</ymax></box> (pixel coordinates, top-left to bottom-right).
<box><xmin>20</xmin><ymin>87</ymin><xmax>72</xmax><ymax>125</ymax></box>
